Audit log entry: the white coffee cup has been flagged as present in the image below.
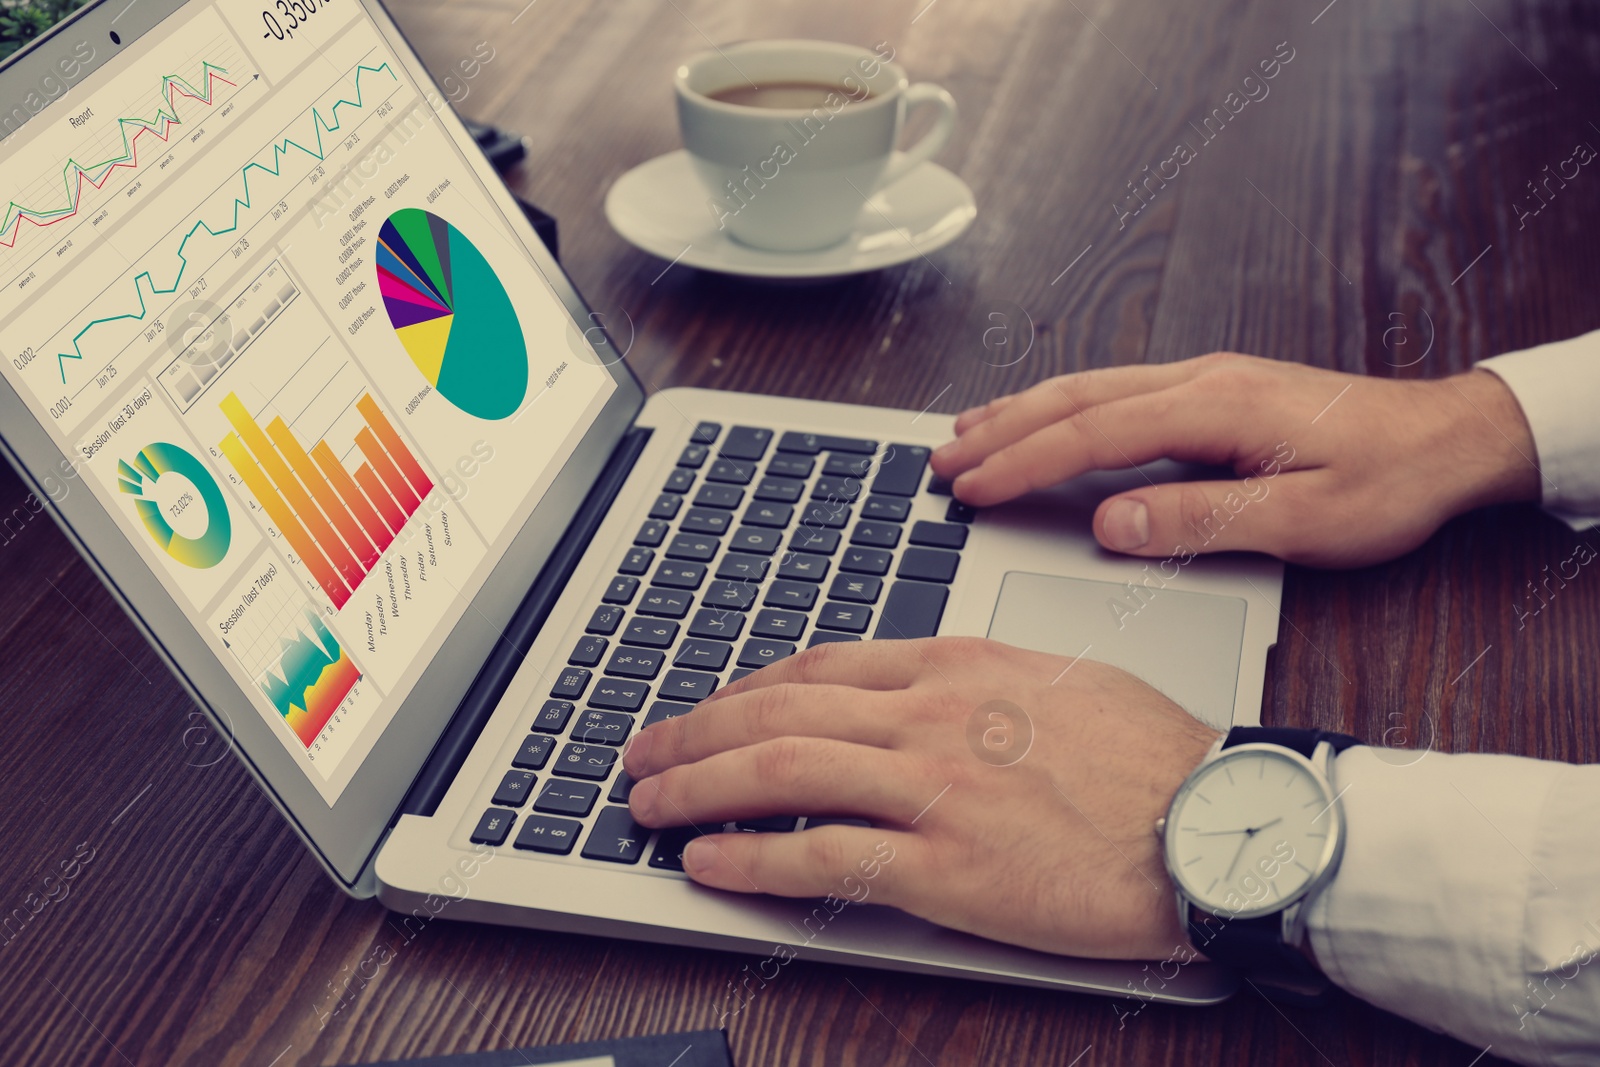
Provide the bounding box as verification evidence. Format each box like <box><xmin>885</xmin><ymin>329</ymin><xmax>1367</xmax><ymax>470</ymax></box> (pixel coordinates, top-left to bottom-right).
<box><xmin>675</xmin><ymin>39</ymin><xmax>957</xmax><ymax>252</ymax></box>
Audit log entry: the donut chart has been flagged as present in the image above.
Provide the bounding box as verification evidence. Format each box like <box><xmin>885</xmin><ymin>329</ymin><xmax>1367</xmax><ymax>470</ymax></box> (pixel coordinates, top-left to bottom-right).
<box><xmin>376</xmin><ymin>208</ymin><xmax>529</xmax><ymax>420</ymax></box>
<box><xmin>116</xmin><ymin>442</ymin><xmax>232</xmax><ymax>568</ymax></box>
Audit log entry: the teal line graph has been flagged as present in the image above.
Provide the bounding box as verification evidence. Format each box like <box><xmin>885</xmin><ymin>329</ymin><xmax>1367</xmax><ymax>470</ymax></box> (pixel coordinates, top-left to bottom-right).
<box><xmin>53</xmin><ymin>62</ymin><xmax>399</xmax><ymax>385</ymax></box>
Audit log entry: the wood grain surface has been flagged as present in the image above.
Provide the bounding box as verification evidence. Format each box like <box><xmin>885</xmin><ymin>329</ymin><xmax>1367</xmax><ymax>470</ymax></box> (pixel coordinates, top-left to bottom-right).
<box><xmin>2</xmin><ymin>0</ymin><xmax>1597</xmax><ymax>1064</ymax></box>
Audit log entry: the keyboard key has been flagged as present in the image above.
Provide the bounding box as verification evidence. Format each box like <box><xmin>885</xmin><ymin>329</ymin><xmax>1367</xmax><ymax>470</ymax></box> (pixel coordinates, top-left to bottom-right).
<box><xmin>753</xmin><ymin>476</ymin><xmax>805</xmax><ymax>503</ymax></box>
<box><xmin>514</xmin><ymin>814</ymin><xmax>583</xmax><ymax>854</ymax></box>
<box><xmin>720</xmin><ymin>426</ymin><xmax>774</xmax><ymax>461</ymax></box>
<box><xmin>654</xmin><ymin>560</ymin><xmax>707</xmax><ymax>590</ymax></box>
<box><xmin>681</xmin><ymin>507</ymin><xmax>732</xmax><ymax>534</ymax></box>
<box><xmin>800</xmin><ymin>502</ymin><xmax>850</xmax><ymax>529</ymax></box>
<box><xmin>602</xmin><ymin>576</ymin><xmax>639</xmax><ymax>604</ymax></box>
<box><xmin>752</xmin><ymin>608</ymin><xmax>808</xmax><ymax>640</ymax></box>
<box><xmin>840</xmin><ymin>547</ymin><xmax>893</xmax><ymax>576</ymax></box>
<box><xmin>621</xmin><ymin>617</ymin><xmax>679</xmax><ymax>648</ymax></box>
<box><xmin>805</xmin><ymin>816</ymin><xmax>872</xmax><ymax>829</ymax></box>
<box><xmin>677</xmin><ymin>443</ymin><xmax>710</xmax><ymax>468</ymax></box>
<box><xmin>586</xmin><ymin>604</ymin><xmax>624</xmax><ymax>635</ymax></box>
<box><xmin>589</xmin><ymin>678</ymin><xmax>650</xmax><ymax>712</ymax></box>
<box><xmin>764</xmin><ymin>580</ymin><xmax>819</xmax><ymax>610</ymax></box>
<box><xmin>817</xmin><ymin>602</ymin><xmax>873</xmax><ymax>634</ymax></box>
<box><xmin>635</xmin><ymin>519</ymin><xmax>669</xmax><ymax>547</ymax></box>
<box><xmin>582</xmin><ymin>806</ymin><xmax>651</xmax><ymax>864</ymax></box>
<box><xmin>945</xmin><ymin>499</ymin><xmax>978</xmax><ymax>523</ymax></box>
<box><xmin>871</xmin><ymin>444</ymin><xmax>931</xmax><ymax>497</ymax></box>
<box><xmin>735</xmin><ymin>815</ymin><xmax>799</xmax><ymax>833</ymax></box>
<box><xmin>532</xmin><ymin>699</ymin><xmax>575</xmax><ymax>733</ymax></box>
<box><xmin>649</xmin><ymin>824</ymin><xmax>721</xmax><ymax>871</ymax></box>
<box><xmin>809</xmin><ymin>631</ymin><xmax>860</xmax><ymax>647</ymax></box>
<box><xmin>554</xmin><ymin>743</ymin><xmax>618</xmax><ymax>781</ymax></box>
<box><xmin>790</xmin><ymin>528</ymin><xmax>840</xmax><ymax>555</ymax></box>
<box><xmin>674</xmin><ymin>639</ymin><xmax>733</xmax><ymax>671</ymax></box>
<box><xmin>512</xmin><ymin>733</ymin><xmax>555</xmax><ymax>770</ymax></box>
<box><xmin>705</xmin><ymin>579</ymin><xmax>758</xmax><ymax>610</ymax></box>
<box><xmin>823</xmin><ymin>453</ymin><xmax>875</xmax><ymax>478</ymax></box>
<box><xmin>608</xmin><ymin>772</ymin><xmax>637</xmax><ymax>803</ymax></box>
<box><xmin>813</xmin><ymin>475</ymin><xmax>863</xmax><ymax>503</ymax></box>
<box><xmin>862</xmin><ymin>495</ymin><xmax>911</xmax><ymax>522</ymax></box>
<box><xmin>829</xmin><ymin>574</ymin><xmax>882</xmax><ymax>603</ymax></box>
<box><xmin>471</xmin><ymin>808</ymin><xmax>516</xmax><ymax>845</ymax></box>
<box><xmin>767</xmin><ymin>453</ymin><xmax>815</xmax><ymax>478</ymax></box>
<box><xmin>925</xmin><ymin>474</ymin><xmax>954</xmax><ymax>496</ymax></box>
<box><xmin>898</xmin><ymin>547</ymin><xmax>960</xmax><ymax>584</ymax></box>
<box><xmin>776</xmin><ymin>553</ymin><xmax>830</xmax><ymax>582</ymax></box>
<box><xmin>569</xmin><ymin>635</ymin><xmax>608</xmax><ymax>667</ymax></box>
<box><xmin>707</xmin><ymin>458</ymin><xmax>758</xmax><ymax>484</ymax></box>
<box><xmin>618</xmin><ymin>546</ymin><xmax>655</xmax><ymax>575</ymax></box>
<box><xmin>649</xmin><ymin>493</ymin><xmax>682</xmax><ymax>519</ymax></box>
<box><xmin>687</xmin><ymin>607</ymin><xmax>746</xmax><ymax>641</ymax></box>
<box><xmin>777</xmin><ymin>432</ymin><xmax>877</xmax><ymax>455</ymax></box>
<box><xmin>743</xmin><ymin>502</ymin><xmax>794</xmax><ymax>528</ymax></box>
<box><xmin>729</xmin><ymin>667</ymin><xmax>757</xmax><ymax>683</ymax></box>
<box><xmin>729</xmin><ymin>526</ymin><xmax>781</xmax><ymax>555</ymax></box>
<box><xmin>739</xmin><ymin>638</ymin><xmax>797</xmax><ymax>669</ymax></box>
<box><xmin>875</xmin><ymin>580</ymin><xmax>948</xmax><ymax>639</ymax></box>
<box><xmin>660</xmin><ymin>669</ymin><xmax>719</xmax><ymax>703</ymax></box>
<box><xmin>910</xmin><ymin>521</ymin><xmax>969</xmax><ymax>549</ymax></box>
<box><xmin>605</xmin><ymin>647</ymin><xmax>664</xmax><ymax>679</ymax></box>
<box><xmin>665</xmin><ymin>534</ymin><xmax>718</xmax><ymax>562</ymax></box>
<box><xmin>550</xmin><ymin>668</ymin><xmax>591</xmax><ymax>700</ymax></box>
<box><xmin>851</xmin><ymin>522</ymin><xmax>901</xmax><ymax>548</ymax></box>
<box><xmin>493</xmin><ymin>770</ymin><xmax>537</xmax><ymax>807</ymax></box>
<box><xmin>693</xmin><ymin>484</ymin><xmax>744</xmax><ymax>509</ymax></box>
<box><xmin>715</xmin><ymin>553</ymin><xmax>770</xmax><ymax>582</ymax></box>
<box><xmin>535</xmin><ymin>779</ymin><xmax>600</xmax><ymax>816</ymax></box>
<box><xmin>573</xmin><ymin>709</ymin><xmax>634</xmax><ymax>746</ymax></box>
<box><xmin>662</xmin><ymin>468</ymin><xmax>696</xmax><ymax>493</ymax></box>
<box><xmin>636</xmin><ymin>588</ymin><xmax>693</xmax><ymax>618</ymax></box>
<box><xmin>691</xmin><ymin>421</ymin><xmax>723</xmax><ymax>445</ymax></box>
<box><xmin>643</xmin><ymin>701</ymin><xmax>692</xmax><ymax>729</ymax></box>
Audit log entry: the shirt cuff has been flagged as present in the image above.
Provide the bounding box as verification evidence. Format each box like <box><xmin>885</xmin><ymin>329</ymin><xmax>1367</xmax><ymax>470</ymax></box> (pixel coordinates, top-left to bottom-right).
<box><xmin>1479</xmin><ymin>333</ymin><xmax>1600</xmax><ymax>529</ymax></box>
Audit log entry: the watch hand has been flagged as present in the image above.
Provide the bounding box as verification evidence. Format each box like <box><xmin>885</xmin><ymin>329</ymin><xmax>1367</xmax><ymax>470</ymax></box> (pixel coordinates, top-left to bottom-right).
<box><xmin>1195</xmin><ymin>828</ymin><xmax>1253</xmax><ymax>837</ymax></box>
<box><xmin>1250</xmin><ymin>817</ymin><xmax>1283</xmax><ymax>834</ymax></box>
<box><xmin>1224</xmin><ymin>833</ymin><xmax>1252</xmax><ymax>882</ymax></box>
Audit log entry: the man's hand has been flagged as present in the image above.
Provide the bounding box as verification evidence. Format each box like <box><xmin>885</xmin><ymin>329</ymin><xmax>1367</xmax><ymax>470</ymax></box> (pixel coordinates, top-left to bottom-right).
<box><xmin>929</xmin><ymin>354</ymin><xmax>1541</xmax><ymax>567</ymax></box>
<box><xmin>623</xmin><ymin>637</ymin><xmax>1218</xmax><ymax>961</ymax></box>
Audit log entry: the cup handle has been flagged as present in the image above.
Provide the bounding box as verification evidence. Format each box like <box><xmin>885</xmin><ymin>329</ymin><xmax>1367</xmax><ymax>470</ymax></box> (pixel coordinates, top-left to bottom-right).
<box><xmin>876</xmin><ymin>83</ymin><xmax>957</xmax><ymax>189</ymax></box>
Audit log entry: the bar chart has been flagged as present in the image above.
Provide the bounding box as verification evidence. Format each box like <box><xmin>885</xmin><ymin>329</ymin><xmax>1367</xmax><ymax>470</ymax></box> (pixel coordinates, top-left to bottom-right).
<box><xmin>218</xmin><ymin>390</ymin><xmax>433</xmax><ymax>609</ymax></box>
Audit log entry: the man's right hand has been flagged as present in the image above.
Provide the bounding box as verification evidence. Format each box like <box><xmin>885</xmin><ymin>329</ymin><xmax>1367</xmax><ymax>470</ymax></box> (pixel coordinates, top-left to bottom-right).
<box><xmin>929</xmin><ymin>354</ymin><xmax>1542</xmax><ymax>567</ymax></box>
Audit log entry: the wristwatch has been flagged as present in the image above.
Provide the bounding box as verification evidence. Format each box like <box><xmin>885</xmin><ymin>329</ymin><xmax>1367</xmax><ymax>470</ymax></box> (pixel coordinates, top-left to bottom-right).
<box><xmin>1157</xmin><ymin>726</ymin><xmax>1360</xmax><ymax>1002</ymax></box>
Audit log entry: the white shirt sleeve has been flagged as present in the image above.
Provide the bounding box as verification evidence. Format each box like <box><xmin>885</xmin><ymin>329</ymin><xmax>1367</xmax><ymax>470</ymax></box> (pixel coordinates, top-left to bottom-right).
<box><xmin>1304</xmin><ymin>332</ymin><xmax>1600</xmax><ymax>1065</ymax></box>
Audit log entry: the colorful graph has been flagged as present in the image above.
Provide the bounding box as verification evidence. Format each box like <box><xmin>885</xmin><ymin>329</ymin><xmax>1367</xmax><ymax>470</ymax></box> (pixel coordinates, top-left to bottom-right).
<box><xmin>116</xmin><ymin>442</ymin><xmax>232</xmax><ymax>568</ymax></box>
<box><xmin>259</xmin><ymin>609</ymin><xmax>361</xmax><ymax>746</ymax></box>
<box><xmin>217</xmin><ymin>390</ymin><xmax>432</xmax><ymax>609</ymax></box>
<box><xmin>377</xmin><ymin>209</ymin><xmax>529</xmax><ymax>420</ymax></box>
<box><xmin>53</xmin><ymin>62</ymin><xmax>398</xmax><ymax>384</ymax></box>
<box><xmin>2</xmin><ymin>64</ymin><xmax>237</xmax><ymax>252</ymax></box>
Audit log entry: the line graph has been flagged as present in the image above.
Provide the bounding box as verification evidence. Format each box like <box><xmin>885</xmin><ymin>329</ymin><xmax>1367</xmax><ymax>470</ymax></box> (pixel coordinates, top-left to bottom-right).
<box><xmin>52</xmin><ymin>61</ymin><xmax>400</xmax><ymax>385</ymax></box>
<box><xmin>0</xmin><ymin>64</ymin><xmax>238</xmax><ymax>251</ymax></box>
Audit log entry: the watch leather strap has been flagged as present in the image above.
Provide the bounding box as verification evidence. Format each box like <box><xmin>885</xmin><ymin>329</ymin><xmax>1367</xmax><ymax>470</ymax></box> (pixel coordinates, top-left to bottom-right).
<box><xmin>1187</xmin><ymin>726</ymin><xmax>1360</xmax><ymax>1004</ymax></box>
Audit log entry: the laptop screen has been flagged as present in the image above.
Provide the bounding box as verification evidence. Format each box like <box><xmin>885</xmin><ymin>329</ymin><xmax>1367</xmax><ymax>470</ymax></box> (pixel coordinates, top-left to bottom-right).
<box><xmin>0</xmin><ymin>0</ymin><xmax>621</xmax><ymax>817</ymax></box>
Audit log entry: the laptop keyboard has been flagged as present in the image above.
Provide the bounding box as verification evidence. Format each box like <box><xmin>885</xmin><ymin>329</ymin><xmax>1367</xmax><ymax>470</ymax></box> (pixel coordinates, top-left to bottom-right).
<box><xmin>468</xmin><ymin>422</ymin><xmax>974</xmax><ymax>871</ymax></box>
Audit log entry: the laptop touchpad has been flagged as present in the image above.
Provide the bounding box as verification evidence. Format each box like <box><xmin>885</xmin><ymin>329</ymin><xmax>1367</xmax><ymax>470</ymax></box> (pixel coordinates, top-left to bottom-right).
<box><xmin>985</xmin><ymin>572</ymin><xmax>1247</xmax><ymax>730</ymax></box>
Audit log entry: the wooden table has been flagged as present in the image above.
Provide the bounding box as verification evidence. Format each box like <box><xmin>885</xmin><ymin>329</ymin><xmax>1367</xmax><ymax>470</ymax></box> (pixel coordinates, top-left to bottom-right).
<box><xmin>3</xmin><ymin>0</ymin><xmax>1596</xmax><ymax>1063</ymax></box>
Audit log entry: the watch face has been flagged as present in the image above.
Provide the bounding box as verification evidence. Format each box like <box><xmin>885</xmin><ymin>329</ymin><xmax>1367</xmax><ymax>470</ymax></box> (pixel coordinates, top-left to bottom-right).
<box><xmin>1165</xmin><ymin>745</ymin><xmax>1340</xmax><ymax>919</ymax></box>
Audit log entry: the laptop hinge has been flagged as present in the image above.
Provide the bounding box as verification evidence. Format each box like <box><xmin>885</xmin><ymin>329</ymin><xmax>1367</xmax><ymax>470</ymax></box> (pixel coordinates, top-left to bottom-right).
<box><xmin>395</xmin><ymin>425</ymin><xmax>652</xmax><ymax>820</ymax></box>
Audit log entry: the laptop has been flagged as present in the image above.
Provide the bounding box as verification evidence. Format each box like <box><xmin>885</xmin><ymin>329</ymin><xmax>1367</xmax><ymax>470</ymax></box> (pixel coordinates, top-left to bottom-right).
<box><xmin>0</xmin><ymin>0</ymin><xmax>1282</xmax><ymax>1005</ymax></box>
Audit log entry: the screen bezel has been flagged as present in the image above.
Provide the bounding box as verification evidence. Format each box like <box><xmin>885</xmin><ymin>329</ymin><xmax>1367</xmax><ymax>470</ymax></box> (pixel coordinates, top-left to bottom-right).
<box><xmin>0</xmin><ymin>0</ymin><xmax>645</xmax><ymax>887</ymax></box>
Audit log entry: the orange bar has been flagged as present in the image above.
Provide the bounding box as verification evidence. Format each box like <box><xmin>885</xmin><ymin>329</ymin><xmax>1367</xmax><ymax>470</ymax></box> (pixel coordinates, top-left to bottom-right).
<box><xmin>356</xmin><ymin>427</ymin><xmax>420</xmax><ymax>512</ymax></box>
<box><xmin>355</xmin><ymin>462</ymin><xmax>408</xmax><ymax>532</ymax></box>
<box><xmin>357</xmin><ymin>394</ymin><xmax>434</xmax><ymax>498</ymax></box>
<box><xmin>312</xmin><ymin>441</ymin><xmax>395</xmax><ymax>551</ymax></box>
<box><xmin>220</xmin><ymin>433</ymin><xmax>350</xmax><ymax>608</ymax></box>
<box><xmin>220</xmin><ymin>393</ymin><xmax>365</xmax><ymax>589</ymax></box>
<box><xmin>267</xmin><ymin>416</ymin><xmax>379</xmax><ymax>570</ymax></box>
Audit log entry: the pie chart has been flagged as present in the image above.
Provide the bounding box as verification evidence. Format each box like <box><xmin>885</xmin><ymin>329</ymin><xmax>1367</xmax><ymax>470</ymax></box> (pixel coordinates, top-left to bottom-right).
<box><xmin>376</xmin><ymin>208</ymin><xmax>529</xmax><ymax>420</ymax></box>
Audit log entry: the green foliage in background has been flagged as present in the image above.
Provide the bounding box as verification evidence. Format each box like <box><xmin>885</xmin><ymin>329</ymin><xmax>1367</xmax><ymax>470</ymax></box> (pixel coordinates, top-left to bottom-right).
<box><xmin>1</xmin><ymin>0</ymin><xmax>95</xmax><ymax>62</ymax></box>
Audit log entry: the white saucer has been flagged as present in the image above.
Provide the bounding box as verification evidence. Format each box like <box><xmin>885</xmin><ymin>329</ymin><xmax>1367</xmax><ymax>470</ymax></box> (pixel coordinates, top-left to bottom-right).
<box><xmin>604</xmin><ymin>150</ymin><xmax>976</xmax><ymax>279</ymax></box>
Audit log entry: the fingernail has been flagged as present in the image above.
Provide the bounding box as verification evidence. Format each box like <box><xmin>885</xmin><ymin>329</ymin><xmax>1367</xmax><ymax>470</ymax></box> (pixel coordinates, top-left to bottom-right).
<box><xmin>1104</xmin><ymin>499</ymin><xmax>1150</xmax><ymax>551</ymax></box>
<box><xmin>683</xmin><ymin>838</ymin><xmax>715</xmax><ymax>875</ymax></box>
<box><xmin>624</xmin><ymin>728</ymin><xmax>654</xmax><ymax>773</ymax></box>
<box><xmin>629</xmin><ymin>777</ymin><xmax>660</xmax><ymax>820</ymax></box>
<box><xmin>932</xmin><ymin>441</ymin><xmax>958</xmax><ymax>462</ymax></box>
